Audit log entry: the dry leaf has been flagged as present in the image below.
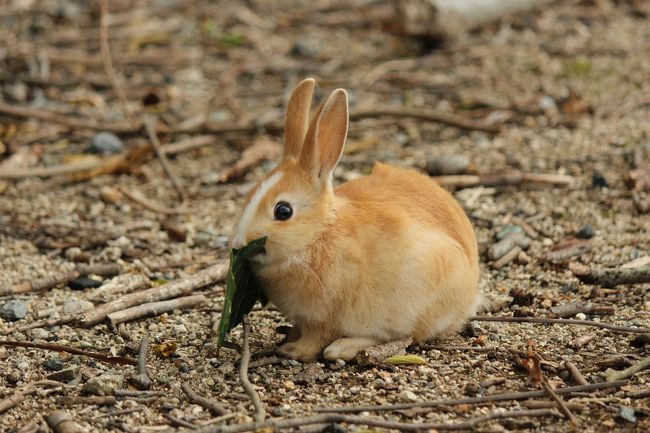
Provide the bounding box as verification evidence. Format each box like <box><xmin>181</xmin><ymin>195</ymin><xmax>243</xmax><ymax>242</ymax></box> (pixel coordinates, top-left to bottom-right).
<box><xmin>218</xmin><ymin>136</ymin><xmax>282</xmax><ymax>182</ymax></box>
<box><xmin>153</xmin><ymin>341</ymin><xmax>177</xmax><ymax>358</ymax></box>
<box><xmin>521</xmin><ymin>340</ymin><xmax>543</xmax><ymax>384</ymax></box>
<box><xmin>382</xmin><ymin>354</ymin><xmax>427</xmax><ymax>365</ymax></box>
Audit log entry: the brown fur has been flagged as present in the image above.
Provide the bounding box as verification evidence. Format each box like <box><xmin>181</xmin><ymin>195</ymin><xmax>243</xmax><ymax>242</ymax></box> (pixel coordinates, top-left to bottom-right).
<box><xmin>230</xmin><ymin>79</ymin><xmax>480</xmax><ymax>361</ymax></box>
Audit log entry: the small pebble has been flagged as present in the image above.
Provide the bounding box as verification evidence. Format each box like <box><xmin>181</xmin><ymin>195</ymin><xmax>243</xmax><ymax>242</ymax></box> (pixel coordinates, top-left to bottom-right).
<box><xmin>30</xmin><ymin>328</ymin><xmax>51</xmax><ymax>340</ymax></box>
<box><xmin>0</xmin><ymin>300</ymin><xmax>28</xmax><ymax>321</ymax></box>
<box><xmin>89</xmin><ymin>132</ymin><xmax>124</xmax><ymax>154</ymax></box>
<box><xmin>575</xmin><ymin>312</ymin><xmax>587</xmax><ymax>320</ymax></box>
<box><xmin>575</xmin><ymin>224</ymin><xmax>596</xmax><ymax>239</ymax></box>
<box><xmin>592</xmin><ymin>171</ymin><xmax>609</xmax><ymax>188</ymax></box>
<box><xmin>43</xmin><ymin>357</ymin><xmax>65</xmax><ymax>371</ymax></box>
<box><xmin>68</xmin><ymin>277</ymin><xmax>102</xmax><ymax>290</ymax></box>
<box><xmin>399</xmin><ymin>390</ymin><xmax>418</xmax><ymax>402</ymax></box>
<box><xmin>81</xmin><ymin>373</ymin><xmax>124</xmax><ymax>396</ymax></box>
<box><xmin>618</xmin><ymin>405</ymin><xmax>637</xmax><ymax>423</ymax></box>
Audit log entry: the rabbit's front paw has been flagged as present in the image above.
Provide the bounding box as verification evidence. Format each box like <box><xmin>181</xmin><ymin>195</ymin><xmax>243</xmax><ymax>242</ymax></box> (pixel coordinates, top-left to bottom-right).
<box><xmin>277</xmin><ymin>341</ymin><xmax>320</xmax><ymax>362</ymax></box>
<box><xmin>323</xmin><ymin>337</ymin><xmax>380</xmax><ymax>361</ymax></box>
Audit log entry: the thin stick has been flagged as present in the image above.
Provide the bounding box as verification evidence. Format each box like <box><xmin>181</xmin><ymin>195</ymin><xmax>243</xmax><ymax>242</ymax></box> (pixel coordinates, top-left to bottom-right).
<box><xmin>107</xmin><ymin>294</ymin><xmax>205</xmax><ymax>326</ymax></box>
<box><xmin>117</xmin><ymin>186</ymin><xmax>191</xmax><ymax>215</ymax></box>
<box><xmin>143</xmin><ymin>116</ymin><xmax>188</xmax><ymax>205</ymax></box>
<box><xmin>570</xmin><ymin>264</ymin><xmax>650</xmax><ymax>287</ymax></box>
<box><xmin>161</xmin><ymin>135</ymin><xmax>217</xmax><ymax>155</ymax></box>
<box><xmin>240</xmin><ymin>315</ymin><xmax>266</xmax><ymax>423</ymax></box>
<box><xmin>194</xmin><ymin>409</ymin><xmax>561</xmax><ymax>433</ymax></box>
<box><xmin>81</xmin><ymin>261</ymin><xmax>227</xmax><ymax>326</ymax></box>
<box><xmin>470</xmin><ymin>315</ymin><xmax>650</xmax><ymax>334</ymax></box>
<box><xmin>163</xmin><ymin>413</ymin><xmax>196</xmax><ymax>429</ymax></box>
<box><xmin>564</xmin><ymin>361</ymin><xmax>588</xmax><ymax>386</ymax></box>
<box><xmin>0</xmin><ymin>340</ymin><xmax>136</xmax><ymax>366</ymax></box>
<box><xmin>605</xmin><ymin>355</ymin><xmax>650</xmax><ymax>381</ymax></box>
<box><xmin>349</xmin><ymin>107</ymin><xmax>500</xmax><ymax>133</ymax></box>
<box><xmin>99</xmin><ymin>0</ymin><xmax>138</xmax><ymax>128</ymax></box>
<box><xmin>313</xmin><ymin>380</ymin><xmax>627</xmax><ymax>413</ymax></box>
<box><xmin>541</xmin><ymin>380</ymin><xmax>578</xmax><ymax>424</ymax></box>
<box><xmin>45</xmin><ymin>410</ymin><xmax>87</xmax><ymax>433</ymax></box>
<box><xmin>432</xmin><ymin>172</ymin><xmax>574</xmax><ymax>188</ymax></box>
<box><xmin>128</xmin><ymin>336</ymin><xmax>152</xmax><ymax>390</ymax></box>
<box><xmin>181</xmin><ymin>383</ymin><xmax>228</xmax><ymax>416</ymax></box>
<box><xmin>0</xmin><ymin>102</ymin><xmax>136</xmax><ymax>134</ymax></box>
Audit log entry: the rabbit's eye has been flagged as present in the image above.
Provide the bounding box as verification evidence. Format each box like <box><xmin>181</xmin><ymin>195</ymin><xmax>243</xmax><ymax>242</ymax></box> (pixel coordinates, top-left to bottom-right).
<box><xmin>274</xmin><ymin>202</ymin><xmax>293</xmax><ymax>221</ymax></box>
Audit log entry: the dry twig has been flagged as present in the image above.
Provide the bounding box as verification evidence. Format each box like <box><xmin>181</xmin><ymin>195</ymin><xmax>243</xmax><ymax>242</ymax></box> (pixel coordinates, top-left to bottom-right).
<box><xmin>356</xmin><ymin>337</ymin><xmax>412</xmax><ymax>366</ymax></box>
<box><xmin>432</xmin><ymin>171</ymin><xmax>574</xmax><ymax>189</ymax></box>
<box><xmin>193</xmin><ymin>409</ymin><xmax>561</xmax><ymax>433</ymax></box>
<box><xmin>181</xmin><ymin>383</ymin><xmax>228</xmax><ymax>416</ymax></box>
<box><xmin>99</xmin><ymin>0</ymin><xmax>138</xmax><ymax>127</ymax></box>
<box><xmin>313</xmin><ymin>380</ymin><xmax>626</xmax><ymax>413</ymax></box>
<box><xmin>240</xmin><ymin>315</ymin><xmax>266</xmax><ymax>423</ymax></box>
<box><xmin>143</xmin><ymin>115</ymin><xmax>189</xmax><ymax>205</ymax></box>
<box><xmin>45</xmin><ymin>410</ymin><xmax>87</xmax><ymax>433</ymax></box>
<box><xmin>349</xmin><ymin>107</ymin><xmax>501</xmax><ymax>133</ymax></box>
<box><xmin>470</xmin><ymin>315</ymin><xmax>650</xmax><ymax>333</ymax></box>
<box><xmin>0</xmin><ymin>340</ymin><xmax>136</xmax><ymax>366</ymax></box>
<box><xmin>107</xmin><ymin>294</ymin><xmax>205</xmax><ymax>326</ymax></box>
<box><xmin>80</xmin><ymin>261</ymin><xmax>226</xmax><ymax>326</ymax></box>
<box><xmin>1</xmin><ymin>263</ymin><xmax>121</xmax><ymax>296</ymax></box>
<box><xmin>564</xmin><ymin>361</ymin><xmax>588</xmax><ymax>386</ymax></box>
<box><xmin>604</xmin><ymin>355</ymin><xmax>650</xmax><ymax>381</ymax></box>
<box><xmin>570</xmin><ymin>263</ymin><xmax>650</xmax><ymax>287</ymax></box>
<box><xmin>128</xmin><ymin>336</ymin><xmax>152</xmax><ymax>390</ymax></box>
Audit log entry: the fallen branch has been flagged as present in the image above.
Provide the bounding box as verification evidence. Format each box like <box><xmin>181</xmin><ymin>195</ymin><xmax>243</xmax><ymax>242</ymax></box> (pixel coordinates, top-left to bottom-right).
<box><xmin>541</xmin><ymin>380</ymin><xmax>577</xmax><ymax>425</ymax></box>
<box><xmin>432</xmin><ymin>171</ymin><xmax>574</xmax><ymax>189</ymax></box>
<box><xmin>349</xmin><ymin>107</ymin><xmax>500</xmax><ymax>133</ymax></box>
<box><xmin>128</xmin><ymin>336</ymin><xmax>152</xmax><ymax>390</ymax></box>
<box><xmin>99</xmin><ymin>0</ymin><xmax>138</xmax><ymax>127</ymax></box>
<box><xmin>470</xmin><ymin>315</ymin><xmax>650</xmax><ymax>334</ymax></box>
<box><xmin>313</xmin><ymin>380</ymin><xmax>626</xmax><ymax>413</ymax></box>
<box><xmin>0</xmin><ymin>102</ymin><xmax>137</xmax><ymax>134</ymax></box>
<box><xmin>356</xmin><ymin>337</ymin><xmax>412</xmax><ymax>366</ymax></box>
<box><xmin>0</xmin><ymin>263</ymin><xmax>121</xmax><ymax>296</ymax></box>
<box><xmin>549</xmin><ymin>302</ymin><xmax>615</xmax><ymax>318</ymax></box>
<box><xmin>45</xmin><ymin>410</ymin><xmax>87</xmax><ymax>433</ymax></box>
<box><xmin>107</xmin><ymin>294</ymin><xmax>206</xmax><ymax>326</ymax></box>
<box><xmin>0</xmin><ymin>340</ymin><xmax>136</xmax><ymax>366</ymax></box>
<box><xmin>564</xmin><ymin>361</ymin><xmax>588</xmax><ymax>386</ymax></box>
<box><xmin>181</xmin><ymin>383</ymin><xmax>228</xmax><ymax>416</ymax></box>
<box><xmin>570</xmin><ymin>263</ymin><xmax>650</xmax><ymax>287</ymax></box>
<box><xmin>161</xmin><ymin>135</ymin><xmax>217</xmax><ymax>155</ymax></box>
<box><xmin>605</xmin><ymin>355</ymin><xmax>650</xmax><ymax>382</ymax></box>
<box><xmin>143</xmin><ymin>115</ymin><xmax>188</xmax><ymax>205</ymax></box>
<box><xmin>80</xmin><ymin>261</ymin><xmax>226</xmax><ymax>326</ymax></box>
<box><xmin>194</xmin><ymin>409</ymin><xmax>561</xmax><ymax>433</ymax></box>
<box><xmin>0</xmin><ymin>381</ymin><xmax>63</xmax><ymax>415</ymax></box>
<box><xmin>88</xmin><ymin>273</ymin><xmax>150</xmax><ymax>302</ymax></box>
<box><xmin>55</xmin><ymin>396</ymin><xmax>117</xmax><ymax>406</ymax></box>
<box><xmin>240</xmin><ymin>315</ymin><xmax>266</xmax><ymax>423</ymax></box>
<box><xmin>117</xmin><ymin>186</ymin><xmax>192</xmax><ymax>215</ymax></box>
<box><xmin>163</xmin><ymin>413</ymin><xmax>197</xmax><ymax>429</ymax></box>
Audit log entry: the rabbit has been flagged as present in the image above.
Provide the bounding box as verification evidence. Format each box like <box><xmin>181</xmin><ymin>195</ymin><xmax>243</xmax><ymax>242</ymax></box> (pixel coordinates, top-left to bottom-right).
<box><xmin>230</xmin><ymin>78</ymin><xmax>481</xmax><ymax>361</ymax></box>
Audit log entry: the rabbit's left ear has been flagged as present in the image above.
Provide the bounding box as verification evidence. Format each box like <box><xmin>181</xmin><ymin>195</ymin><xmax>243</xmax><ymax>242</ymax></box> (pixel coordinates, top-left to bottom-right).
<box><xmin>299</xmin><ymin>89</ymin><xmax>348</xmax><ymax>186</ymax></box>
<box><xmin>284</xmin><ymin>78</ymin><xmax>315</xmax><ymax>160</ymax></box>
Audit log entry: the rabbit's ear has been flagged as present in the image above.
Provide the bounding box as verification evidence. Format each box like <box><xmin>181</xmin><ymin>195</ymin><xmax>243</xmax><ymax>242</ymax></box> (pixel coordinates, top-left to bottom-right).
<box><xmin>299</xmin><ymin>89</ymin><xmax>349</xmax><ymax>186</ymax></box>
<box><xmin>284</xmin><ymin>78</ymin><xmax>315</xmax><ymax>160</ymax></box>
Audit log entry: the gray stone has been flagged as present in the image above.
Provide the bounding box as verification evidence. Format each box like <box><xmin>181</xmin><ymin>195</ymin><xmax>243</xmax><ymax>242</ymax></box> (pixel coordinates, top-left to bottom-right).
<box><xmin>62</xmin><ymin>298</ymin><xmax>94</xmax><ymax>315</ymax></box>
<box><xmin>81</xmin><ymin>373</ymin><xmax>124</xmax><ymax>396</ymax></box>
<box><xmin>0</xmin><ymin>300</ymin><xmax>28</xmax><ymax>321</ymax></box>
<box><xmin>89</xmin><ymin>132</ymin><xmax>124</xmax><ymax>154</ymax></box>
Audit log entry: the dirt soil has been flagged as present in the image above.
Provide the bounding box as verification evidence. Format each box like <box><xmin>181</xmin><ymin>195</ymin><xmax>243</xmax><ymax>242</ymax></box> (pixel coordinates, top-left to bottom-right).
<box><xmin>1</xmin><ymin>1</ymin><xmax>649</xmax><ymax>432</ymax></box>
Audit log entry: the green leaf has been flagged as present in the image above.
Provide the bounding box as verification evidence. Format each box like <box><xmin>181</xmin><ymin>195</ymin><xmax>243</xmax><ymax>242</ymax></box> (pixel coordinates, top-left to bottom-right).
<box><xmin>217</xmin><ymin>236</ymin><xmax>267</xmax><ymax>348</ymax></box>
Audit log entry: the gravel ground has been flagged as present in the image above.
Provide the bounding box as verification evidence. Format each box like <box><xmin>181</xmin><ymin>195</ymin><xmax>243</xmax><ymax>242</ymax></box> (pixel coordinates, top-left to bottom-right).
<box><xmin>0</xmin><ymin>1</ymin><xmax>649</xmax><ymax>432</ymax></box>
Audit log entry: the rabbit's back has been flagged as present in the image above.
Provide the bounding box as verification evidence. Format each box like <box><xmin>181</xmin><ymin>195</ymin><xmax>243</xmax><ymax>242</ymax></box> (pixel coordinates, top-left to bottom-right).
<box><xmin>336</xmin><ymin>162</ymin><xmax>478</xmax><ymax>264</ymax></box>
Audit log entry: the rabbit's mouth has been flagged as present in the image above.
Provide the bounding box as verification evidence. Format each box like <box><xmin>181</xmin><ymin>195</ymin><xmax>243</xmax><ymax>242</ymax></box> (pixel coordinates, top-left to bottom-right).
<box><xmin>249</xmin><ymin>248</ymin><xmax>268</xmax><ymax>263</ymax></box>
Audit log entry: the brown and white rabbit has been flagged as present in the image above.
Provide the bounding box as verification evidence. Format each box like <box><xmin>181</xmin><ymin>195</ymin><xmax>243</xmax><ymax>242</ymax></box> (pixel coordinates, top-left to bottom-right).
<box><xmin>230</xmin><ymin>78</ymin><xmax>480</xmax><ymax>361</ymax></box>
